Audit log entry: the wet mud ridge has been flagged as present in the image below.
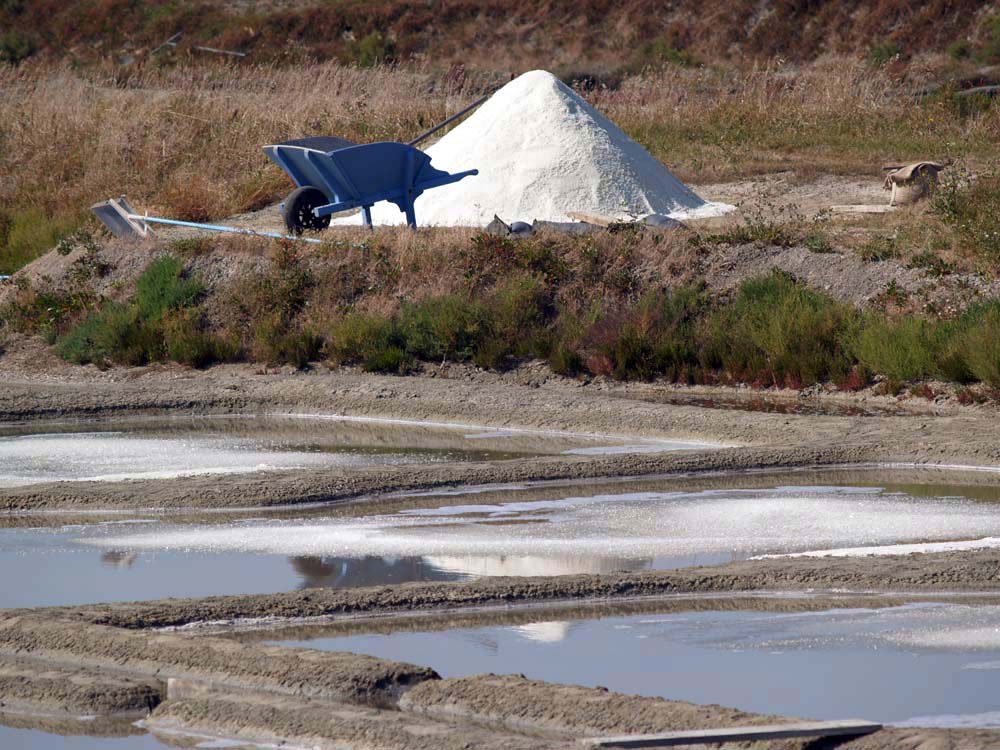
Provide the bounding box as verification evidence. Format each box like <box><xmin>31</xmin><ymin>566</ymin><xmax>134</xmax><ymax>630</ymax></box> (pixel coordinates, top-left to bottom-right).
<box><xmin>3</xmin><ymin>368</ymin><xmax>1000</xmax><ymax>513</ymax></box>
<box><xmin>5</xmin><ymin>369</ymin><xmax>1000</xmax><ymax>746</ymax></box>
<box><xmin>4</xmin><ymin>553</ymin><xmax>1000</xmax><ymax>748</ymax></box>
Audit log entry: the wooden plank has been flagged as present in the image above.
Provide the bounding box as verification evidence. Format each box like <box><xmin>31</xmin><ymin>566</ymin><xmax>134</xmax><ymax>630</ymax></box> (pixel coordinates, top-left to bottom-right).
<box><xmin>830</xmin><ymin>204</ymin><xmax>894</xmax><ymax>214</ymax></box>
<box><xmin>581</xmin><ymin>719</ymin><xmax>882</xmax><ymax>748</ymax></box>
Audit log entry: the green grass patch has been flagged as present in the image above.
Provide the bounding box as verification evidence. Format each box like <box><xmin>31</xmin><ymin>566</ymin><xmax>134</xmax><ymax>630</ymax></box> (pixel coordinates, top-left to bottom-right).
<box><xmin>54</xmin><ymin>254</ymin><xmax>224</xmax><ymax>368</ymax></box>
<box><xmin>0</xmin><ymin>209</ymin><xmax>81</xmax><ymax>275</ymax></box>
<box><xmin>931</xmin><ymin>170</ymin><xmax>1000</xmax><ymax>270</ymax></box>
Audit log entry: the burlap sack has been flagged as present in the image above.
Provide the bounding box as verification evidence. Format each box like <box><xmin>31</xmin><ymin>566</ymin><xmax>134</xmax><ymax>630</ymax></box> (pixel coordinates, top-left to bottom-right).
<box><xmin>882</xmin><ymin>162</ymin><xmax>946</xmax><ymax>206</ymax></box>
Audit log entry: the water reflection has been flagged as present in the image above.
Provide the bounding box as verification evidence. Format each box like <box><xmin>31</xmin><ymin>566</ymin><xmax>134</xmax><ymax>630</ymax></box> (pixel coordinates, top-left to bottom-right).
<box><xmin>289</xmin><ymin>555</ymin><xmax>464</xmax><ymax>588</ymax></box>
<box><xmin>423</xmin><ymin>554</ymin><xmax>648</xmax><ymax>577</ymax></box>
<box><xmin>273</xmin><ymin>604</ymin><xmax>1000</xmax><ymax>727</ymax></box>
<box><xmin>101</xmin><ymin>551</ymin><xmax>137</xmax><ymax>568</ymax></box>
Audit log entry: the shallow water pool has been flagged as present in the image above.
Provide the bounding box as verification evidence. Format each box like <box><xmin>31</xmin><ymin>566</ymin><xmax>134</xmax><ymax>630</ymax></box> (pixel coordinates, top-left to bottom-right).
<box><xmin>0</xmin><ymin>414</ymin><xmax>708</xmax><ymax>487</ymax></box>
<box><xmin>86</xmin><ymin>480</ymin><xmax>1000</xmax><ymax>570</ymax></box>
<box><xmin>0</xmin><ymin>721</ymin><xmax>268</xmax><ymax>749</ymax></box>
<box><xmin>271</xmin><ymin>602</ymin><xmax>1000</xmax><ymax>727</ymax></box>
<box><xmin>7</xmin><ymin>474</ymin><xmax>1000</xmax><ymax>608</ymax></box>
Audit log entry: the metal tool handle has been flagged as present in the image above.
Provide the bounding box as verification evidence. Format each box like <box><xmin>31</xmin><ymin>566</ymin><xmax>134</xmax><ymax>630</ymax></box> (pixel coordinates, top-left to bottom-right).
<box><xmin>407</xmin><ymin>91</ymin><xmax>492</xmax><ymax>147</ymax></box>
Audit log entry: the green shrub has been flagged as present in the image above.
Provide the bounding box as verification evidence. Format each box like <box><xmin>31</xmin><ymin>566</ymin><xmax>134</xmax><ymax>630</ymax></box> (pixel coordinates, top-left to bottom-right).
<box><xmin>592</xmin><ymin>286</ymin><xmax>704</xmax><ymax>380</ymax></box>
<box><xmin>354</xmin><ymin>31</ymin><xmax>394</xmax><ymax>67</ymax></box>
<box><xmin>699</xmin><ymin>273</ymin><xmax>856</xmax><ymax>386</ymax></box>
<box><xmin>162</xmin><ymin>309</ymin><xmax>221</xmax><ymax>368</ymax></box>
<box><xmin>948</xmin><ymin>39</ymin><xmax>971</xmax><ymax>60</ymax></box>
<box><xmin>0</xmin><ymin>209</ymin><xmax>80</xmax><ymax>275</ymax></box>
<box><xmin>851</xmin><ymin>315</ymin><xmax>941</xmax><ymax>383</ymax></box>
<box><xmin>398</xmin><ymin>295</ymin><xmax>487</xmax><ymax>362</ymax></box>
<box><xmin>230</xmin><ymin>246</ymin><xmax>316</xmax><ymax>367</ymax></box>
<box><xmin>251</xmin><ymin>314</ymin><xmax>322</xmax><ymax>367</ymax></box>
<box><xmin>135</xmin><ymin>255</ymin><xmax>204</xmax><ymax>319</ymax></box>
<box><xmin>363</xmin><ymin>346</ymin><xmax>413</xmax><ymax>374</ymax></box>
<box><xmin>640</xmin><ymin>36</ymin><xmax>699</xmax><ymax>67</ymax></box>
<box><xmin>977</xmin><ymin>14</ymin><xmax>1000</xmax><ymax>63</ymax></box>
<box><xmin>949</xmin><ymin>303</ymin><xmax>1000</xmax><ymax>386</ymax></box>
<box><xmin>0</xmin><ymin>30</ymin><xmax>33</xmax><ymax>65</ymax></box>
<box><xmin>56</xmin><ymin>303</ymin><xmax>155</xmax><ymax>366</ymax></box>
<box><xmin>328</xmin><ymin>312</ymin><xmax>411</xmax><ymax>372</ymax></box>
<box><xmin>549</xmin><ymin>343</ymin><xmax>584</xmax><ymax>376</ymax></box>
<box><xmin>473</xmin><ymin>275</ymin><xmax>550</xmax><ymax>368</ymax></box>
<box><xmin>868</xmin><ymin>40</ymin><xmax>900</xmax><ymax>66</ymax></box>
<box><xmin>56</xmin><ymin>255</ymin><xmax>210</xmax><ymax>367</ymax></box>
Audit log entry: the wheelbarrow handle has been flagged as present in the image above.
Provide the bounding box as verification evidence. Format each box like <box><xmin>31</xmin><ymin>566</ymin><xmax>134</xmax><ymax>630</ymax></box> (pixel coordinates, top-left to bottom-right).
<box><xmin>407</xmin><ymin>91</ymin><xmax>492</xmax><ymax>147</ymax></box>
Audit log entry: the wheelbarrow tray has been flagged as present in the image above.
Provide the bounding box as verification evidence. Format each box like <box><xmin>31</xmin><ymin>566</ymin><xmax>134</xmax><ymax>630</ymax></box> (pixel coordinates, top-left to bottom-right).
<box><xmin>264</xmin><ymin>140</ymin><xmax>476</xmax><ymax>228</ymax></box>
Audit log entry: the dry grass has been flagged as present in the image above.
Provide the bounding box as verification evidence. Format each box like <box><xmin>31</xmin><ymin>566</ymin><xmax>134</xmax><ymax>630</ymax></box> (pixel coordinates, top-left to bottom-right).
<box><xmin>2</xmin><ymin>56</ymin><xmax>999</xmax><ymax>272</ymax></box>
<box><xmin>596</xmin><ymin>58</ymin><xmax>1000</xmax><ymax>181</ymax></box>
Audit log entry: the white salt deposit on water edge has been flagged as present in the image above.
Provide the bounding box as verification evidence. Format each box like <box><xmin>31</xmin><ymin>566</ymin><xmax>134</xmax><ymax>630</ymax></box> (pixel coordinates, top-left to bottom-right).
<box><xmin>82</xmin><ymin>487</ymin><xmax>1000</xmax><ymax>562</ymax></box>
<box><xmin>338</xmin><ymin>70</ymin><xmax>734</xmax><ymax>227</ymax></box>
<box><xmin>753</xmin><ymin>537</ymin><xmax>1000</xmax><ymax>559</ymax></box>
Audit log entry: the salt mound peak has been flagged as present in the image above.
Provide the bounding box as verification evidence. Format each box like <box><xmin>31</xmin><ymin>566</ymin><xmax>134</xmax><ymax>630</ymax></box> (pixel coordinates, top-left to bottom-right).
<box><xmin>349</xmin><ymin>69</ymin><xmax>733</xmax><ymax>227</ymax></box>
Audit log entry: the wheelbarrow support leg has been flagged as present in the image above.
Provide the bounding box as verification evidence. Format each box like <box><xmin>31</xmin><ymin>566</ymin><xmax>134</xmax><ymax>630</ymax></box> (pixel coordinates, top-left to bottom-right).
<box><xmin>403</xmin><ymin>150</ymin><xmax>418</xmax><ymax>229</ymax></box>
<box><xmin>361</xmin><ymin>205</ymin><xmax>373</xmax><ymax>227</ymax></box>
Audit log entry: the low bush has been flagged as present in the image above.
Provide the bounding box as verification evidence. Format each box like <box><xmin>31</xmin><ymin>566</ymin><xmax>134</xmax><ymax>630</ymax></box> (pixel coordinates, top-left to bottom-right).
<box><xmin>227</xmin><ymin>245</ymin><xmax>317</xmax><ymax>366</ymax></box>
<box><xmin>0</xmin><ymin>29</ymin><xmax>32</xmax><ymax>64</ymax></box>
<box><xmin>56</xmin><ymin>303</ymin><xmax>154</xmax><ymax>366</ymax></box>
<box><xmin>868</xmin><ymin>40</ymin><xmax>901</xmax><ymax>66</ymax></box>
<box><xmin>851</xmin><ymin>316</ymin><xmax>942</xmax><ymax>383</ymax></box>
<box><xmin>398</xmin><ymin>295</ymin><xmax>487</xmax><ymax>362</ymax></box>
<box><xmin>699</xmin><ymin>272</ymin><xmax>856</xmax><ymax>387</ymax></box>
<box><xmin>569</xmin><ymin>286</ymin><xmax>705</xmax><ymax>381</ymax></box>
<box><xmin>135</xmin><ymin>255</ymin><xmax>205</xmax><ymax>319</ymax></box>
<box><xmin>328</xmin><ymin>312</ymin><xmax>412</xmax><ymax>373</ymax></box>
<box><xmin>949</xmin><ymin>303</ymin><xmax>1000</xmax><ymax>387</ymax></box>
<box><xmin>932</xmin><ymin>170</ymin><xmax>1000</xmax><ymax>269</ymax></box>
<box><xmin>163</xmin><ymin>309</ymin><xmax>231</xmax><ymax>368</ymax></box>
<box><xmin>54</xmin><ymin>254</ymin><xmax>222</xmax><ymax>368</ymax></box>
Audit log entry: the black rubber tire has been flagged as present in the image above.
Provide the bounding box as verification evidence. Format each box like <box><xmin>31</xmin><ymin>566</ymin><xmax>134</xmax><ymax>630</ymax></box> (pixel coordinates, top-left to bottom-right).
<box><xmin>282</xmin><ymin>186</ymin><xmax>331</xmax><ymax>235</ymax></box>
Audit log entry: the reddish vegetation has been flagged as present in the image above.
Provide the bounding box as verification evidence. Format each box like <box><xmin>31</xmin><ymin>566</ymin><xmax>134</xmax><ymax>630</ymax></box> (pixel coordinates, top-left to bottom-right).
<box><xmin>1</xmin><ymin>0</ymin><xmax>993</xmax><ymax>71</ymax></box>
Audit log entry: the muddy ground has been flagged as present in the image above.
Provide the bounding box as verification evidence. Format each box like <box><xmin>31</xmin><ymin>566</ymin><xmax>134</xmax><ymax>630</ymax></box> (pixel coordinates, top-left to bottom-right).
<box><xmin>5</xmin><ymin>586</ymin><xmax>1000</xmax><ymax>748</ymax></box>
<box><xmin>2</xmin><ymin>358</ymin><xmax>1000</xmax><ymax>513</ymax></box>
<box><xmin>5</xmin><ymin>350</ymin><xmax>1000</xmax><ymax>746</ymax></box>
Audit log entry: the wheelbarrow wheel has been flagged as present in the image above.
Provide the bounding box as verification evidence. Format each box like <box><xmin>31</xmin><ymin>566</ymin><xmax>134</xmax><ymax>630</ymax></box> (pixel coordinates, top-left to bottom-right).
<box><xmin>283</xmin><ymin>186</ymin><xmax>331</xmax><ymax>235</ymax></box>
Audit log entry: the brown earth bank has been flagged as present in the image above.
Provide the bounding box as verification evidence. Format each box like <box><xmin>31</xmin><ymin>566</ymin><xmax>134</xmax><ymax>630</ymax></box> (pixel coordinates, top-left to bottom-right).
<box><xmin>39</xmin><ymin>551</ymin><xmax>1000</xmax><ymax>632</ymax></box>
<box><xmin>3</xmin><ymin>590</ymin><xmax>1000</xmax><ymax>749</ymax></box>
<box><xmin>1</xmin><ymin>0</ymin><xmax>995</xmax><ymax>71</ymax></box>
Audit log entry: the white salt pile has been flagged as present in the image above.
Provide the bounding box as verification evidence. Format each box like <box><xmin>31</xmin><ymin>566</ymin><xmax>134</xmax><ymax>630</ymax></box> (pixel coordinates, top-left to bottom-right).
<box><xmin>341</xmin><ymin>69</ymin><xmax>734</xmax><ymax>227</ymax></box>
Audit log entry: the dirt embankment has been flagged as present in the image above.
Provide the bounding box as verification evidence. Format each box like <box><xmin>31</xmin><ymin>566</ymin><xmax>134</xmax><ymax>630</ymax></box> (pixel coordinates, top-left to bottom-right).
<box><xmin>37</xmin><ymin>548</ymin><xmax>998</xmax><ymax>632</ymax></box>
<box><xmin>3</xmin><ymin>597</ymin><xmax>1000</xmax><ymax>750</ymax></box>
<box><xmin>3</xmin><ymin>364</ymin><xmax>1000</xmax><ymax>512</ymax></box>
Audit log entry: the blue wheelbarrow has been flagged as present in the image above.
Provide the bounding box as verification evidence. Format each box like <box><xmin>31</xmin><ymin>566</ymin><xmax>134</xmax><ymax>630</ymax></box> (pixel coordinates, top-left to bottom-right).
<box><xmin>264</xmin><ymin>135</ymin><xmax>477</xmax><ymax>233</ymax></box>
<box><xmin>92</xmin><ymin>94</ymin><xmax>487</xmax><ymax>241</ymax></box>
